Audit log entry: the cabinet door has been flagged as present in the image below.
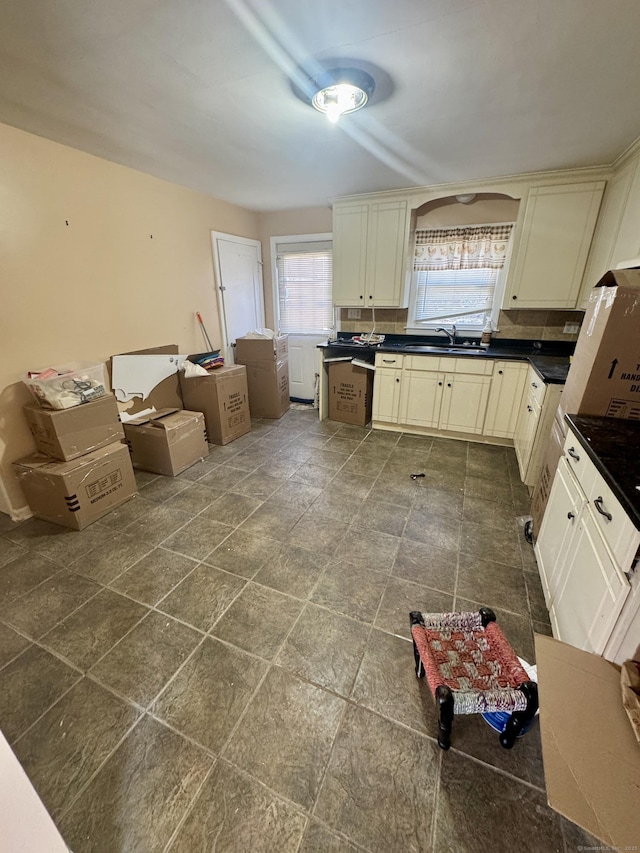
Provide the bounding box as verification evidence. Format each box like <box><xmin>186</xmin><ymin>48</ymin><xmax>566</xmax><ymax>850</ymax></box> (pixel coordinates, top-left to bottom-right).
<box><xmin>551</xmin><ymin>509</ymin><xmax>630</xmax><ymax>654</ymax></box>
<box><xmin>366</xmin><ymin>201</ymin><xmax>410</xmax><ymax>308</ymax></box>
<box><xmin>399</xmin><ymin>369</ymin><xmax>444</xmax><ymax>428</ymax></box>
<box><xmin>534</xmin><ymin>459</ymin><xmax>584</xmax><ymax>606</ymax></box>
<box><xmin>333</xmin><ymin>203</ymin><xmax>368</xmax><ymax>306</ymax></box>
<box><xmin>483</xmin><ymin>361</ymin><xmax>528</xmax><ymax>438</ymax></box>
<box><xmin>505</xmin><ymin>181</ymin><xmax>605</xmax><ymax>309</ymax></box>
<box><xmin>372</xmin><ymin>368</ymin><xmax>403</xmax><ymax>423</ymax></box>
<box><xmin>439</xmin><ymin>373</ymin><xmax>491</xmax><ymax>434</ymax></box>
<box><xmin>514</xmin><ymin>387</ymin><xmax>540</xmax><ymax>480</ymax></box>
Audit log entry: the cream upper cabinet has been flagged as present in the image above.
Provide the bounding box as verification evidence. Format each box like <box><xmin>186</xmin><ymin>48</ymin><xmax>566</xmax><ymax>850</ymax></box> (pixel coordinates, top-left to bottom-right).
<box><xmin>333</xmin><ymin>199</ymin><xmax>411</xmax><ymax>307</ymax></box>
<box><xmin>503</xmin><ymin>181</ymin><xmax>605</xmax><ymax>309</ymax></box>
<box><xmin>483</xmin><ymin>360</ymin><xmax>528</xmax><ymax>439</ymax></box>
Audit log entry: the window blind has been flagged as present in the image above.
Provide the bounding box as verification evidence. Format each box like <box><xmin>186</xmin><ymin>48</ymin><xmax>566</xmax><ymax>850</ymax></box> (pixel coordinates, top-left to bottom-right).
<box><xmin>414</xmin><ymin>267</ymin><xmax>497</xmax><ymax>327</ymax></box>
<box><xmin>276</xmin><ymin>241</ymin><xmax>333</xmax><ymax>334</ymax></box>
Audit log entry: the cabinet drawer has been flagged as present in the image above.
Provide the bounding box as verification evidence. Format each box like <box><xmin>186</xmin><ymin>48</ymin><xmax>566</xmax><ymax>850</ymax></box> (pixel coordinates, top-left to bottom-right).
<box><xmin>375</xmin><ymin>353</ymin><xmax>404</xmax><ymax>368</ymax></box>
<box><xmin>402</xmin><ymin>355</ymin><xmax>441</xmax><ymax>371</ymax></box>
<box><xmin>587</xmin><ymin>467</ymin><xmax>640</xmax><ymax>568</ymax></box>
<box><xmin>440</xmin><ymin>357</ymin><xmax>494</xmax><ymax>376</ymax></box>
<box><xmin>562</xmin><ymin>430</ymin><xmax>597</xmax><ymax>495</ymax></box>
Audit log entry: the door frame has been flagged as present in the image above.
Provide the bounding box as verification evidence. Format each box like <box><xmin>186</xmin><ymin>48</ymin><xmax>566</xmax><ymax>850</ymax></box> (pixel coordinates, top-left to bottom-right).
<box><xmin>211</xmin><ymin>232</ymin><xmax>265</xmax><ymax>361</ymax></box>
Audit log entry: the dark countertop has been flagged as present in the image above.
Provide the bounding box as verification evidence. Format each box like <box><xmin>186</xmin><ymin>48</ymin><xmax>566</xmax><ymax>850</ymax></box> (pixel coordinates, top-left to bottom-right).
<box><xmin>319</xmin><ymin>334</ymin><xmax>573</xmax><ymax>384</ymax></box>
<box><xmin>565</xmin><ymin>414</ymin><xmax>640</xmax><ymax>531</ymax></box>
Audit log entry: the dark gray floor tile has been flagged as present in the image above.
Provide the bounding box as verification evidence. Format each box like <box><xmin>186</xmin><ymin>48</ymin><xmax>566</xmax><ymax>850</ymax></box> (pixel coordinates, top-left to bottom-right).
<box><xmin>225</xmin><ymin>667</ymin><xmax>345</xmax><ymax>809</ymax></box>
<box><xmin>276</xmin><ymin>603</ymin><xmax>370</xmax><ymax>696</ymax></box>
<box><xmin>467</xmin><ymin>454</ymin><xmax>511</xmax><ymax>482</ymax></box>
<box><xmin>413</xmin><ymin>486</ymin><xmax>464</xmax><ymax>517</ymax></box>
<box><xmin>3</xmin><ymin>517</ymin><xmax>67</xmax><ymax>548</ymax></box>
<box><xmin>457</xmin><ymin>555</ymin><xmax>529</xmax><ymax>617</ymax></box>
<box><xmin>353</xmin><ymin>498</ymin><xmax>410</xmax><ymax>537</ymax></box>
<box><xmin>163</xmin><ymin>481</ymin><xmax>224</xmax><ymax>514</ymax></box>
<box><xmin>174</xmin><ymin>455</ymin><xmax>222</xmax><ymax>482</ymax></box>
<box><xmin>434</xmin><ymin>748</ymin><xmax>564</xmax><ymax>853</ymax></box>
<box><xmin>315</xmin><ymin>704</ymin><xmax>439</xmax><ymax>853</ymax></box>
<box><xmin>239</xmin><ymin>501</ymin><xmax>306</xmax><ymax>541</ymax></box>
<box><xmin>364</xmin><ymin>429</ymin><xmax>401</xmax><ymax>447</ymax></box>
<box><xmin>59</xmin><ymin>716</ymin><xmax>212</xmax><ymax>853</ymax></box>
<box><xmin>424</xmin><ymin>454</ymin><xmax>467</xmax><ymax>478</ymax></box>
<box><xmin>162</xmin><ymin>516</ymin><xmax>234</xmax><ymax>560</ymax></box>
<box><xmin>0</xmin><ymin>536</ymin><xmax>26</xmax><ymax>568</ymax></box>
<box><xmin>533</xmin><ymin>620</ymin><xmax>553</xmax><ymax>637</ymax></box>
<box><xmin>270</xmin><ymin>480</ymin><xmax>323</xmax><ymax>508</ymax></box>
<box><xmin>0</xmin><ymin>646</ymin><xmax>80</xmax><ymax>743</ymax></box>
<box><xmin>324</xmin><ymin>435</ymin><xmax>362</xmax><ymax>455</ymax></box>
<box><xmin>211</xmin><ymin>582</ymin><xmax>303</xmax><ymax>660</ymax></box>
<box><xmin>311</xmin><ymin>560</ymin><xmax>388</xmax><ymax>623</ymax></box>
<box><xmin>109</xmin><ymin>547</ymin><xmax>197</xmax><ymax>606</ymax></box>
<box><xmin>560</xmin><ymin>815</ymin><xmax>602</xmax><ymax>852</ymax></box>
<box><xmin>369</xmin><ymin>473</ymin><xmax>420</xmax><ymax>507</ymax></box>
<box><xmin>134</xmin><ymin>470</ymin><xmax>159</xmax><ymax>488</ymax></box>
<box><xmin>0</xmin><ymin>551</ymin><xmax>61</xmax><ymax>607</ymax></box>
<box><xmin>21</xmin><ymin>523</ymin><xmax>114</xmax><ymax>566</ymax></box>
<box><xmin>416</xmin><ymin>467</ymin><xmax>466</xmax><ymax>494</ymax></box>
<box><xmin>286</xmin><ymin>513</ymin><xmax>349</xmax><ymax>557</ymax></box>
<box><xmin>259</xmin><ymin>454</ymin><xmax>312</xmax><ymax>480</ymax></box>
<box><xmin>463</xmin><ymin>495</ymin><xmax>519</xmax><ymax>532</ymax></box>
<box><xmin>124</xmin><ymin>504</ymin><xmax>193</xmax><ymax>546</ymax></box>
<box><xmin>0</xmin><ymin>514</ymin><xmax>23</xmax><ymax>535</ymax></box>
<box><xmin>449</xmin><ymin>712</ymin><xmax>545</xmax><ymax>788</ymax></box>
<box><xmin>299</xmin><ymin>821</ymin><xmax>360</xmax><ymax>853</ymax></box>
<box><xmin>206</xmin><ymin>530</ymin><xmax>281</xmax><ymax>578</ymax></box>
<box><xmin>4</xmin><ymin>571</ymin><xmax>101</xmax><ymax>639</ymax></box>
<box><xmin>375</xmin><ymin>577</ymin><xmax>454</xmax><ymax>639</ymax></box>
<box><xmin>159</xmin><ymin>563</ymin><xmax>246</xmax><ymax>632</ymax></box>
<box><xmin>404</xmin><ymin>507</ymin><xmax>462</xmax><ymax>551</ymax></box>
<box><xmin>13</xmin><ymin>677</ymin><xmax>140</xmax><ymax>819</ymax></box>
<box><xmin>41</xmin><ymin>589</ymin><xmax>149</xmax><ymax>671</ymax></box>
<box><xmin>464</xmin><ymin>474</ymin><xmax>514</xmax><ymax>504</ymax></box>
<box><xmin>253</xmin><ymin>543</ymin><xmax>328</xmax><ymax>599</ymax></box>
<box><xmin>89</xmin><ymin>612</ymin><xmax>201</xmax><ymax>706</ymax></box>
<box><xmin>0</xmin><ymin>622</ymin><xmax>31</xmax><ymax>669</ymax></box>
<box><xmin>430</xmin><ymin>437</ymin><xmax>469</xmax><ymax>459</ymax></box>
<box><xmin>71</xmin><ymin>531</ymin><xmax>152</xmax><ymax>584</ymax></box>
<box><xmin>290</xmin><ymin>462</ymin><xmax>337</xmax><ymax>489</ymax></box>
<box><xmin>202</xmin><ymin>491</ymin><xmax>263</xmax><ymax>526</ymax></box>
<box><xmin>153</xmin><ymin>637</ymin><xmax>266</xmax><ymax>753</ymax></box>
<box><xmin>199</xmin><ymin>464</ymin><xmax>249</xmax><ymax>492</ymax></box>
<box><xmin>169</xmin><ymin>760</ymin><xmax>307</xmax><ymax>853</ymax></box>
<box><xmin>309</xmin><ymin>448</ymin><xmax>350</xmax><ymax>471</ymax></box>
<box><xmin>392</xmin><ymin>538</ymin><xmax>458</xmax><ymax>593</ymax></box>
<box><xmin>232</xmin><ymin>470</ymin><xmax>285</xmax><ymax>501</ymax></box>
<box><xmin>520</xmin><ymin>533</ymin><xmax>540</xmax><ymax>573</ymax></box>
<box><xmin>459</xmin><ymin>519</ymin><xmax>523</xmax><ymax>567</ymax></box>
<box><xmin>526</xmin><ymin>572</ymin><xmax>551</xmax><ymax>624</ymax></box>
<box><xmin>309</xmin><ymin>491</ymin><xmax>364</xmax><ymax>524</ymax></box>
<box><xmin>334</xmin><ymin>527</ymin><xmax>400</xmax><ymax>572</ymax></box>
<box><xmin>139</xmin><ymin>476</ymin><xmax>189</xmax><ymax>504</ymax></box>
<box><xmin>339</xmin><ymin>454</ymin><xmax>387</xmax><ymax>478</ymax></box>
<box><xmin>351</xmin><ymin>628</ymin><xmax>437</xmax><ymax>735</ymax></box>
<box><xmin>96</xmin><ymin>495</ymin><xmax>154</xmax><ymax>530</ymax></box>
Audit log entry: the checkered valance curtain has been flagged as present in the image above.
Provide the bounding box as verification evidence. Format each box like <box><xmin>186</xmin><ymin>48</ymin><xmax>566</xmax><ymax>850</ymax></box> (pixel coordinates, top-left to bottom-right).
<box><xmin>414</xmin><ymin>224</ymin><xmax>514</xmax><ymax>271</ymax></box>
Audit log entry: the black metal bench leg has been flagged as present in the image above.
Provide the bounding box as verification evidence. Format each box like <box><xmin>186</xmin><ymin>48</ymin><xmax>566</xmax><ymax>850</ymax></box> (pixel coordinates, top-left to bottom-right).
<box><xmin>500</xmin><ymin>681</ymin><xmax>539</xmax><ymax>749</ymax></box>
<box><xmin>409</xmin><ymin>611</ymin><xmax>426</xmax><ymax>678</ymax></box>
<box><xmin>436</xmin><ymin>685</ymin><xmax>454</xmax><ymax>750</ymax></box>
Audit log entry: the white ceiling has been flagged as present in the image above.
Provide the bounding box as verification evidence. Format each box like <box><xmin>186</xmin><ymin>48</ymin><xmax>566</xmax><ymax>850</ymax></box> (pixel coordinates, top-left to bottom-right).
<box><xmin>1</xmin><ymin>0</ymin><xmax>640</xmax><ymax>211</ymax></box>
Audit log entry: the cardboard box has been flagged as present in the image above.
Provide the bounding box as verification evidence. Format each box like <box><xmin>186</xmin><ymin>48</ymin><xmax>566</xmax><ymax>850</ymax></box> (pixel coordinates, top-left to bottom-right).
<box><xmin>558</xmin><ymin>270</ymin><xmax>640</xmax><ymax>423</ymax></box>
<box><xmin>242</xmin><ymin>361</ymin><xmax>290</xmax><ymax>419</ymax></box>
<box><xmin>530</xmin><ymin>413</ymin><xmax>565</xmax><ymax>537</ymax></box>
<box><xmin>13</xmin><ymin>442</ymin><xmax>137</xmax><ymax>530</ymax></box>
<box><xmin>23</xmin><ymin>394</ymin><xmax>124</xmax><ymax>461</ymax></box>
<box><xmin>179</xmin><ymin>365</ymin><xmax>250</xmax><ymax>445</ymax></box>
<box><xmin>328</xmin><ymin>360</ymin><xmax>373</xmax><ymax>427</ymax></box>
<box><xmin>535</xmin><ymin>634</ymin><xmax>640</xmax><ymax>847</ymax></box>
<box><xmin>123</xmin><ymin>409</ymin><xmax>208</xmax><ymax>476</ymax></box>
<box><xmin>110</xmin><ymin>344</ymin><xmax>185</xmax><ymax>416</ymax></box>
<box><xmin>234</xmin><ymin>334</ymin><xmax>288</xmax><ymax>364</ymax></box>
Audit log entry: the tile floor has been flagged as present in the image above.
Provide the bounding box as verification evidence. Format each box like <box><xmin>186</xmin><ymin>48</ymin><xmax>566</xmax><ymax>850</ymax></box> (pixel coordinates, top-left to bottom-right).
<box><xmin>0</xmin><ymin>407</ymin><xmax>597</xmax><ymax>852</ymax></box>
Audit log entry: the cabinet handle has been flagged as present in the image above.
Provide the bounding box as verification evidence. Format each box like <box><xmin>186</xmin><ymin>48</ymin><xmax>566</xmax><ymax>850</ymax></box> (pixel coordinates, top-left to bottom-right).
<box><xmin>359</xmin><ymin>295</ymin><xmax>363</xmax><ymax>300</ymax></box>
<box><xmin>512</xmin><ymin>295</ymin><xmax>518</xmax><ymax>301</ymax></box>
<box><xmin>395</xmin><ymin>377</ymin><xmax>400</xmax><ymax>383</ymax></box>
<box><xmin>593</xmin><ymin>497</ymin><xmax>612</xmax><ymax>522</ymax></box>
<box><xmin>567</xmin><ymin>447</ymin><xmax>580</xmax><ymax>462</ymax></box>
<box><xmin>498</xmin><ymin>370</ymin><xmax>503</xmax><ymax>375</ymax></box>
<box><xmin>447</xmin><ymin>382</ymin><xmax>452</xmax><ymax>388</ymax></box>
<box><xmin>438</xmin><ymin>381</ymin><xmax>443</xmax><ymax>386</ymax></box>
<box><xmin>382</xmin><ymin>359</ymin><xmax>396</xmax><ymax>364</ymax></box>
<box><xmin>567</xmin><ymin>512</ymin><xmax>575</xmax><ymax>521</ymax></box>
<box><xmin>531</xmin><ymin>382</ymin><xmax>538</xmax><ymax>389</ymax></box>
<box><xmin>368</xmin><ymin>295</ymin><xmax>373</xmax><ymax>300</ymax></box>
<box><xmin>527</xmin><ymin>405</ymin><xmax>533</xmax><ymax>412</ymax></box>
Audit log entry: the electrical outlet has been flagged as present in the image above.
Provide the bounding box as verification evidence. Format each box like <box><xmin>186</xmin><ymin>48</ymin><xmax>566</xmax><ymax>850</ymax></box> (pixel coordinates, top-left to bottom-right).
<box><xmin>563</xmin><ymin>322</ymin><xmax>580</xmax><ymax>334</ymax></box>
<box><xmin>347</xmin><ymin>308</ymin><xmax>362</xmax><ymax>319</ymax></box>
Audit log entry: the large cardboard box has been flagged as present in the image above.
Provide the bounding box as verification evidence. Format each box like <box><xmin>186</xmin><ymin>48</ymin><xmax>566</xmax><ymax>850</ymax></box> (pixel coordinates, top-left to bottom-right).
<box><xmin>123</xmin><ymin>409</ymin><xmax>208</xmax><ymax>476</ymax></box>
<box><xmin>535</xmin><ymin>634</ymin><xmax>640</xmax><ymax>847</ymax></box>
<box><xmin>328</xmin><ymin>360</ymin><xmax>373</xmax><ymax>427</ymax></box>
<box><xmin>13</xmin><ymin>442</ymin><xmax>137</xmax><ymax>530</ymax></box>
<box><xmin>558</xmin><ymin>270</ymin><xmax>640</xmax><ymax>423</ymax></box>
<box><xmin>179</xmin><ymin>365</ymin><xmax>250</xmax><ymax>445</ymax></box>
<box><xmin>234</xmin><ymin>334</ymin><xmax>288</xmax><ymax>364</ymax></box>
<box><xmin>23</xmin><ymin>394</ymin><xmax>124</xmax><ymax>461</ymax></box>
<box><xmin>242</xmin><ymin>361</ymin><xmax>290</xmax><ymax>419</ymax></box>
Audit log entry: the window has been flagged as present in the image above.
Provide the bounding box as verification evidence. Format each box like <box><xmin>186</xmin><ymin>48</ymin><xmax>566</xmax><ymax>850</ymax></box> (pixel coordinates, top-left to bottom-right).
<box><xmin>409</xmin><ymin>224</ymin><xmax>514</xmax><ymax>330</ymax></box>
<box><xmin>275</xmin><ymin>238</ymin><xmax>333</xmax><ymax>334</ymax></box>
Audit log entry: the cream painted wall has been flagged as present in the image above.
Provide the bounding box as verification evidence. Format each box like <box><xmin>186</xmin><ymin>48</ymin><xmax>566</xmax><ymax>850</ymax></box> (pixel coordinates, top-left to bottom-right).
<box><xmin>257</xmin><ymin>206</ymin><xmax>333</xmax><ymax>329</ymax></box>
<box><xmin>0</xmin><ymin>122</ymin><xmax>258</xmax><ymax>518</ymax></box>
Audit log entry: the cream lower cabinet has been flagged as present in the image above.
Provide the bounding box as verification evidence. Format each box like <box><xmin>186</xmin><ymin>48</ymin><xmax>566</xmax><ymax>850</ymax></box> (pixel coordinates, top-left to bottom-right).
<box><xmin>513</xmin><ymin>365</ymin><xmax>562</xmax><ymax>489</ymax></box>
<box><xmin>483</xmin><ymin>361</ymin><xmax>528</xmax><ymax>438</ymax></box>
<box><xmin>371</xmin><ymin>354</ymin><xmax>404</xmax><ymax>424</ymax></box>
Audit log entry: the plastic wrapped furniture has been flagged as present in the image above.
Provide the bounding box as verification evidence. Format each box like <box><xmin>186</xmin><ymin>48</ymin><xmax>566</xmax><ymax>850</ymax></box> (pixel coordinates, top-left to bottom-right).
<box><xmin>410</xmin><ymin>607</ymin><xmax>538</xmax><ymax>750</ymax></box>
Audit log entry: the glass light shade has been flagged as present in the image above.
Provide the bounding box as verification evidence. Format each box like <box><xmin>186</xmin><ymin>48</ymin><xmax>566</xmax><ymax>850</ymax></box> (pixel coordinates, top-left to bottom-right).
<box><xmin>312</xmin><ymin>82</ymin><xmax>369</xmax><ymax>122</ymax></box>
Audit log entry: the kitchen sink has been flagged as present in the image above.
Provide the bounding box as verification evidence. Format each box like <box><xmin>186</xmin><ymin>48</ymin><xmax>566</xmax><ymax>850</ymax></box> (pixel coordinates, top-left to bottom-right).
<box><xmin>402</xmin><ymin>344</ymin><xmax>487</xmax><ymax>354</ymax></box>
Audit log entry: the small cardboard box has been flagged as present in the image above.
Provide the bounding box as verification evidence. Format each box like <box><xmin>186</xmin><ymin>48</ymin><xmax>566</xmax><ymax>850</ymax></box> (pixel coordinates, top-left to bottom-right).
<box><xmin>328</xmin><ymin>360</ymin><xmax>373</xmax><ymax>427</ymax></box>
<box><xmin>123</xmin><ymin>409</ymin><xmax>209</xmax><ymax>476</ymax></box>
<box><xmin>178</xmin><ymin>365</ymin><xmax>250</xmax><ymax>445</ymax></box>
<box><xmin>23</xmin><ymin>393</ymin><xmax>124</xmax><ymax>461</ymax></box>
<box><xmin>535</xmin><ymin>634</ymin><xmax>640</xmax><ymax>847</ymax></box>
<box><xmin>242</xmin><ymin>361</ymin><xmax>290</xmax><ymax>420</ymax></box>
<box><xmin>234</xmin><ymin>334</ymin><xmax>288</xmax><ymax>364</ymax></box>
<box><xmin>13</xmin><ymin>442</ymin><xmax>137</xmax><ymax>530</ymax></box>
<box><xmin>559</xmin><ymin>270</ymin><xmax>640</xmax><ymax>423</ymax></box>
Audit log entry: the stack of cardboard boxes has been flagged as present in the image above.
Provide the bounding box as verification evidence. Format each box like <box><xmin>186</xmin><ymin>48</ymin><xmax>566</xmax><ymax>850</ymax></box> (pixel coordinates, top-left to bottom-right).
<box><xmin>14</xmin><ymin>382</ymin><xmax>137</xmax><ymax>530</ymax></box>
<box><xmin>234</xmin><ymin>335</ymin><xmax>290</xmax><ymax>419</ymax></box>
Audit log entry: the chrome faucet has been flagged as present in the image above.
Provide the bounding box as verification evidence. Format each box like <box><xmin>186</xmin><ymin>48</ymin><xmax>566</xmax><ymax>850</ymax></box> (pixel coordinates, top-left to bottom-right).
<box><xmin>436</xmin><ymin>325</ymin><xmax>456</xmax><ymax>345</ymax></box>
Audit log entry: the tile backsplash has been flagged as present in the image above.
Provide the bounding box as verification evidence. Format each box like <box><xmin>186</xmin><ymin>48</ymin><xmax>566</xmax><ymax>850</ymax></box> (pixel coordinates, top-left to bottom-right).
<box><xmin>338</xmin><ymin>308</ymin><xmax>584</xmax><ymax>341</ymax></box>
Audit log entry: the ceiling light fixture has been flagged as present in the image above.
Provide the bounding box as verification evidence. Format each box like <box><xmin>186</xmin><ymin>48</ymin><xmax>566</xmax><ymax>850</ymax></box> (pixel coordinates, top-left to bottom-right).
<box><xmin>309</xmin><ymin>68</ymin><xmax>375</xmax><ymax>123</ymax></box>
<box><xmin>455</xmin><ymin>193</ymin><xmax>477</xmax><ymax>204</ymax></box>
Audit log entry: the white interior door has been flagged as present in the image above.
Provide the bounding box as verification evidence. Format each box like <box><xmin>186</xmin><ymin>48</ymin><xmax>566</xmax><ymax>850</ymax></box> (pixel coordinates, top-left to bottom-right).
<box><xmin>212</xmin><ymin>233</ymin><xmax>265</xmax><ymax>363</ymax></box>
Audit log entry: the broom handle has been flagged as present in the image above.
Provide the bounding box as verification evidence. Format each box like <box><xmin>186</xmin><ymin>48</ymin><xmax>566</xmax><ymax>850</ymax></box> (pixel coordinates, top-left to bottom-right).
<box><xmin>196</xmin><ymin>312</ymin><xmax>214</xmax><ymax>351</ymax></box>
